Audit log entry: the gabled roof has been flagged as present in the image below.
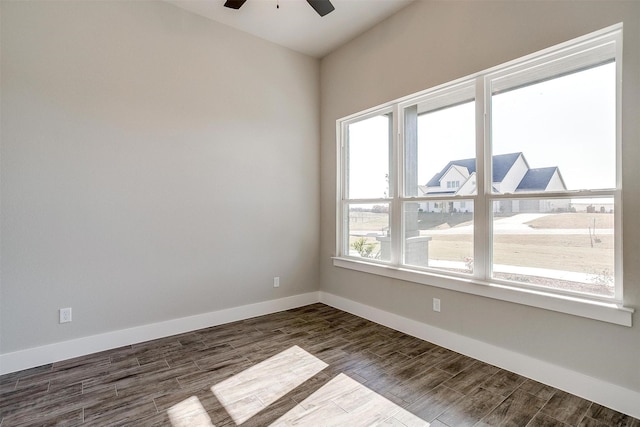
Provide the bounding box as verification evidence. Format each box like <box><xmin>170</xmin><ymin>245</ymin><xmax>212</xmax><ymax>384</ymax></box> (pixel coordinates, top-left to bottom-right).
<box><xmin>426</xmin><ymin>152</ymin><xmax>522</xmax><ymax>187</ymax></box>
<box><xmin>446</xmin><ymin>164</ymin><xmax>471</xmax><ymax>179</ymax></box>
<box><xmin>492</xmin><ymin>152</ymin><xmax>523</xmax><ymax>183</ymax></box>
<box><xmin>516</xmin><ymin>167</ymin><xmax>563</xmax><ymax>191</ymax></box>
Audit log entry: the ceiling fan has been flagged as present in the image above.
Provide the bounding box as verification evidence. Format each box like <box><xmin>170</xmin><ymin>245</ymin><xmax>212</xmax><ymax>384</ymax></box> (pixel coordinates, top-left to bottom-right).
<box><xmin>224</xmin><ymin>0</ymin><xmax>335</xmax><ymax>17</ymax></box>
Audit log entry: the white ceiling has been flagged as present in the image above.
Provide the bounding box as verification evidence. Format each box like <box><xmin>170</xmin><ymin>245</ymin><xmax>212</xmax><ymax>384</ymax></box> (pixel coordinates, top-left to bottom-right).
<box><xmin>166</xmin><ymin>0</ymin><xmax>415</xmax><ymax>58</ymax></box>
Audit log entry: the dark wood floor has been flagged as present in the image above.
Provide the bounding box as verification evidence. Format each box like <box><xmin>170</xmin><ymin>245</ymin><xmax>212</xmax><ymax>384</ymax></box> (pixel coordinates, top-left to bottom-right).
<box><xmin>0</xmin><ymin>303</ymin><xmax>637</xmax><ymax>426</ymax></box>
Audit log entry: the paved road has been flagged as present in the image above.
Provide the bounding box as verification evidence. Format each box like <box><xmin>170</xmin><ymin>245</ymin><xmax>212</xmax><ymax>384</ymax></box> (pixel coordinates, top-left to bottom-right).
<box><xmin>352</xmin><ymin>213</ymin><xmax>613</xmax><ymax>236</ymax></box>
<box><xmin>425</xmin><ymin>213</ymin><xmax>612</xmax><ymax>235</ymax></box>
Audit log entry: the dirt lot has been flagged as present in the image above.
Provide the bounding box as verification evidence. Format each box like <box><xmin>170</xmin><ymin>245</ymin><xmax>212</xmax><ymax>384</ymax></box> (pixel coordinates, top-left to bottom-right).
<box><xmin>347</xmin><ymin>211</ymin><xmax>615</xmax><ymax>296</ymax></box>
<box><xmin>428</xmin><ymin>234</ymin><xmax>613</xmax><ymax>272</ymax></box>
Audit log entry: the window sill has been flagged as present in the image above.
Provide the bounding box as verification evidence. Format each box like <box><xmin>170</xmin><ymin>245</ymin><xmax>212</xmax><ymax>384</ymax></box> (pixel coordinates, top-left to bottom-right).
<box><xmin>332</xmin><ymin>257</ymin><xmax>633</xmax><ymax>327</ymax></box>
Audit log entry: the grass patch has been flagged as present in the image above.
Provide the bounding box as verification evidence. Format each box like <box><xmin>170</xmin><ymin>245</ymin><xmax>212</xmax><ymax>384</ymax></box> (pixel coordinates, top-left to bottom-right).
<box><xmin>417</xmin><ymin>212</ymin><xmax>473</xmax><ymax>230</ymax></box>
<box><xmin>348</xmin><ymin>212</ymin><xmax>388</xmax><ymax>232</ymax></box>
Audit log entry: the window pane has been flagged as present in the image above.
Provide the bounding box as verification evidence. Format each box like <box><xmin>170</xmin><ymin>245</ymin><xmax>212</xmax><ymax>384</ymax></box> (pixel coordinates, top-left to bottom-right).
<box><xmin>404</xmin><ymin>200</ymin><xmax>473</xmax><ymax>273</ymax></box>
<box><xmin>405</xmin><ymin>100</ymin><xmax>476</xmax><ymax>197</ymax></box>
<box><xmin>347</xmin><ymin>114</ymin><xmax>391</xmax><ymax>199</ymax></box>
<box><xmin>347</xmin><ymin>203</ymin><xmax>390</xmax><ymax>261</ymax></box>
<box><xmin>491</xmin><ymin>62</ymin><xmax>616</xmax><ymax>192</ymax></box>
<box><xmin>492</xmin><ymin>199</ymin><xmax>614</xmax><ymax>298</ymax></box>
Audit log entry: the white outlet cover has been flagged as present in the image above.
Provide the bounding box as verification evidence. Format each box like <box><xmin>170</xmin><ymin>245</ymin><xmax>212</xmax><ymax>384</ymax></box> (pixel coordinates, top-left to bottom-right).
<box><xmin>59</xmin><ymin>308</ymin><xmax>72</xmax><ymax>323</ymax></box>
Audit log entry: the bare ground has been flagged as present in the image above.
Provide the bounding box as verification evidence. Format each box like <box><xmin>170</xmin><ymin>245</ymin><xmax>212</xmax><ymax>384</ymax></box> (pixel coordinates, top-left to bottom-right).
<box><xmin>347</xmin><ymin>212</ymin><xmax>616</xmax><ymax>297</ymax></box>
<box><xmin>428</xmin><ymin>234</ymin><xmax>613</xmax><ymax>272</ymax></box>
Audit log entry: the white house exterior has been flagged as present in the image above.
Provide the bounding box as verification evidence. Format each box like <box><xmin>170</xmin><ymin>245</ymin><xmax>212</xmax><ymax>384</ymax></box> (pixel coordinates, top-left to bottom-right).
<box><xmin>419</xmin><ymin>153</ymin><xmax>570</xmax><ymax>213</ymax></box>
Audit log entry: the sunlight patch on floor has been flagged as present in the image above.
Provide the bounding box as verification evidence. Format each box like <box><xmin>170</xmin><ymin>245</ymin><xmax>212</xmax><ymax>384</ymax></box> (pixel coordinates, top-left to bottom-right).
<box><xmin>167</xmin><ymin>395</ymin><xmax>215</xmax><ymax>427</ymax></box>
<box><xmin>271</xmin><ymin>373</ymin><xmax>430</xmax><ymax>426</ymax></box>
<box><xmin>210</xmin><ymin>345</ymin><xmax>328</xmax><ymax>425</ymax></box>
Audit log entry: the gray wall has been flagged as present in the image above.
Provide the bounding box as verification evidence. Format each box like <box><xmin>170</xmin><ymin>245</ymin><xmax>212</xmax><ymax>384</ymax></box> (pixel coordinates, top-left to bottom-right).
<box><xmin>319</xmin><ymin>1</ymin><xmax>640</xmax><ymax>392</ymax></box>
<box><xmin>0</xmin><ymin>1</ymin><xmax>320</xmax><ymax>353</ymax></box>
<box><xmin>3</xmin><ymin>0</ymin><xmax>640</xmax><ymax>398</ymax></box>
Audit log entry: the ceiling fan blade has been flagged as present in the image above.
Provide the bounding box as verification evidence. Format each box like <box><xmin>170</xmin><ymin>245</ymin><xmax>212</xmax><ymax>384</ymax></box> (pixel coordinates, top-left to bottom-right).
<box><xmin>306</xmin><ymin>0</ymin><xmax>335</xmax><ymax>17</ymax></box>
<box><xmin>224</xmin><ymin>0</ymin><xmax>247</xmax><ymax>10</ymax></box>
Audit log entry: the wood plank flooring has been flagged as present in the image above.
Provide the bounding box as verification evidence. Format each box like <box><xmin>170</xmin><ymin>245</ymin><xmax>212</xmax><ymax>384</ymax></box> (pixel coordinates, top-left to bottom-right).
<box><xmin>0</xmin><ymin>303</ymin><xmax>637</xmax><ymax>426</ymax></box>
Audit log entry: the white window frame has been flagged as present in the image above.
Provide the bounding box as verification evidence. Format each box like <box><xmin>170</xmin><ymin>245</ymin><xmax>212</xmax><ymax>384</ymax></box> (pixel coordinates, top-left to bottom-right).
<box><xmin>334</xmin><ymin>24</ymin><xmax>633</xmax><ymax>327</ymax></box>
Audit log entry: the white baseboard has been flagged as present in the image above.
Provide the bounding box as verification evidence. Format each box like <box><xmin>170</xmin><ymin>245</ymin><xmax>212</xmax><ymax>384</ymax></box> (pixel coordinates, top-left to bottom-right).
<box><xmin>319</xmin><ymin>291</ymin><xmax>640</xmax><ymax>419</ymax></box>
<box><xmin>0</xmin><ymin>291</ymin><xmax>320</xmax><ymax>376</ymax></box>
<box><xmin>2</xmin><ymin>289</ymin><xmax>638</xmax><ymax>419</ymax></box>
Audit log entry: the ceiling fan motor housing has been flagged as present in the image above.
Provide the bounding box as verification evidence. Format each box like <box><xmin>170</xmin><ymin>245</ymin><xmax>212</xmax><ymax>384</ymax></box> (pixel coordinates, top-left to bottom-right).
<box><xmin>223</xmin><ymin>0</ymin><xmax>335</xmax><ymax>17</ymax></box>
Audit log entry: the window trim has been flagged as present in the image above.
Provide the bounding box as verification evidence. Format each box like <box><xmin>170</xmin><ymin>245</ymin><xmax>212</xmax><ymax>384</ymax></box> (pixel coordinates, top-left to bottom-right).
<box><xmin>332</xmin><ymin>257</ymin><xmax>632</xmax><ymax>326</ymax></box>
<box><xmin>335</xmin><ymin>23</ymin><xmax>632</xmax><ymax>327</ymax></box>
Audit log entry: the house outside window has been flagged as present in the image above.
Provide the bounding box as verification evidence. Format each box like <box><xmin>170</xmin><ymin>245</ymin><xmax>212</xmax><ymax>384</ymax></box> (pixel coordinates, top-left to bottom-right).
<box><xmin>336</xmin><ymin>25</ymin><xmax>626</xmax><ymax>322</ymax></box>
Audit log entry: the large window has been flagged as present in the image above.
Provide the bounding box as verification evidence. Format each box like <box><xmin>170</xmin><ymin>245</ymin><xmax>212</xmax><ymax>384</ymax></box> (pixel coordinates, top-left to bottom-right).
<box><xmin>489</xmin><ymin>53</ymin><xmax>617</xmax><ymax>299</ymax></box>
<box><xmin>343</xmin><ymin>113</ymin><xmax>392</xmax><ymax>261</ymax></box>
<box><xmin>337</xmin><ymin>25</ymin><xmax>626</xmax><ymax>320</ymax></box>
<box><xmin>402</xmin><ymin>83</ymin><xmax>476</xmax><ymax>274</ymax></box>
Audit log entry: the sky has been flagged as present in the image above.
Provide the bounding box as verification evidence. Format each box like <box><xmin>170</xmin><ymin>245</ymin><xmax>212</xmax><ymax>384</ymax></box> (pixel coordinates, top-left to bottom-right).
<box><xmin>347</xmin><ymin>61</ymin><xmax>616</xmax><ymax>200</ymax></box>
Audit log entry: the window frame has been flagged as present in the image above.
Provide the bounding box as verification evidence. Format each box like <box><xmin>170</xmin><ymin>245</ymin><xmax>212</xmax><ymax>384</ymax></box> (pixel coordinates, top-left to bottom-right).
<box><xmin>334</xmin><ymin>24</ymin><xmax>632</xmax><ymax>327</ymax></box>
<box><xmin>338</xmin><ymin>107</ymin><xmax>395</xmax><ymax>265</ymax></box>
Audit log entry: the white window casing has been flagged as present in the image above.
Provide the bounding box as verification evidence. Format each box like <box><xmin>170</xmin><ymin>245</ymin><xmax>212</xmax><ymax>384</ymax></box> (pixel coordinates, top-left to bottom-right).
<box><xmin>335</xmin><ymin>24</ymin><xmax>631</xmax><ymax>327</ymax></box>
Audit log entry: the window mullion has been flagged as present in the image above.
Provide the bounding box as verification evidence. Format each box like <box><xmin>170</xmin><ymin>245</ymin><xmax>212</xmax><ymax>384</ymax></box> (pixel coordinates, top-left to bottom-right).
<box><xmin>391</xmin><ymin>105</ymin><xmax>402</xmax><ymax>266</ymax></box>
<box><xmin>337</xmin><ymin>122</ymin><xmax>346</xmax><ymax>257</ymax></box>
<box><xmin>615</xmin><ymin>190</ymin><xmax>623</xmax><ymax>301</ymax></box>
<box><xmin>614</xmin><ymin>30</ymin><xmax>623</xmax><ymax>301</ymax></box>
<box><xmin>473</xmin><ymin>76</ymin><xmax>490</xmax><ymax>281</ymax></box>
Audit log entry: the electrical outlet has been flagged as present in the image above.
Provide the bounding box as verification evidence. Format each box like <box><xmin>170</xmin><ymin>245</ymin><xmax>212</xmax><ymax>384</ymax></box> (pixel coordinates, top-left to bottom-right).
<box><xmin>59</xmin><ymin>307</ymin><xmax>72</xmax><ymax>323</ymax></box>
<box><xmin>432</xmin><ymin>298</ymin><xmax>441</xmax><ymax>313</ymax></box>
<box><xmin>273</xmin><ymin>277</ymin><xmax>280</xmax><ymax>288</ymax></box>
